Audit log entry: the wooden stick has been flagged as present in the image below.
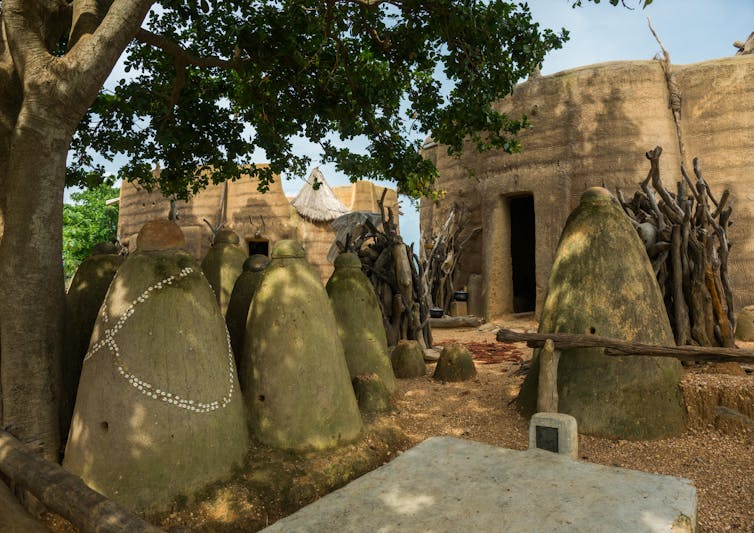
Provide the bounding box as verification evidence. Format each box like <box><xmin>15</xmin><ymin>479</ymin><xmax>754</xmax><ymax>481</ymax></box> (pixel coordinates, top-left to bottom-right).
<box><xmin>537</xmin><ymin>339</ymin><xmax>560</xmax><ymax>413</ymax></box>
<box><xmin>0</xmin><ymin>430</ymin><xmax>162</xmax><ymax>533</ymax></box>
<box><xmin>496</xmin><ymin>329</ymin><xmax>754</xmax><ymax>363</ymax></box>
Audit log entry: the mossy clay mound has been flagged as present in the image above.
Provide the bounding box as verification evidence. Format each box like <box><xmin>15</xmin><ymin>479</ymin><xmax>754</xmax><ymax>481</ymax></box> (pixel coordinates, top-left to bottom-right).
<box><xmin>735</xmin><ymin>306</ymin><xmax>754</xmax><ymax>341</ymax></box>
<box><xmin>433</xmin><ymin>343</ymin><xmax>477</xmax><ymax>382</ymax></box>
<box><xmin>243</xmin><ymin>240</ymin><xmax>362</xmax><ymax>452</ymax></box>
<box><xmin>201</xmin><ymin>230</ymin><xmax>247</xmax><ymax>317</ymax></box>
<box><xmin>518</xmin><ymin>187</ymin><xmax>686</xmax><ymax>440</ymax></box>
<box><xmin>352</xmin><ymin>373</ymin><xmax>392</xmax><ymax>413</ymax></box>
<box><xmin>391</xmin><ymin>340</ymin><xmax>426</xmax><ymax>379</ymax></box>
<box><xmin>326</xmin><ymin>253</ymin><xmax>396</xmax><ymax>392</ymax></box>
<box><xmin>63</xmin><ymin>248</ymin><xmax>248</xmax><ymax>514</ymax></box>
<box><xmin>226</xmin><ymin>254</ymin><xmax>270</xmax><ymax>392</ymax></box>
<box><xmin>61</xmin><ymin>249</ymin><xmax>124</xmax><ymax>438</ymax></box>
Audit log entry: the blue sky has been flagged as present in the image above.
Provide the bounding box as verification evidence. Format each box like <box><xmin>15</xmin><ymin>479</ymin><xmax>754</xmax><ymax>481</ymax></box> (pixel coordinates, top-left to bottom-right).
<box><xmin>69</xmin><ymin>1</ymin><xmax>752</xmax><ymax>248</ymax></box>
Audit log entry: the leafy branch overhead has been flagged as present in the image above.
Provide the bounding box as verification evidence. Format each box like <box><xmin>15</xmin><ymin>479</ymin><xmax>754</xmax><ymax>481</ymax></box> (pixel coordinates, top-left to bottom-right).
<box><xmin>67</xmin><ymin>1</ymin><xmax>568</xmax><ymax>200</ymax></box>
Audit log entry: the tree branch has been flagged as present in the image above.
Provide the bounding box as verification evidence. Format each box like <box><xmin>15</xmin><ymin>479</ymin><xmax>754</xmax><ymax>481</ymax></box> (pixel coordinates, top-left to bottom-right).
<box><xmin>135</xmin><ymin>28</ymin><xmax>241</xmax><ymax>70</ymax></box>
<box><xmin>2</xmin><ymin>0</ymin><xmax>55</xmax><ymax>81</ymax></box>
<box><xmin>61</xmin><ymin>0</ymin><xmax>154</xmax><ymax>108</ymax></box>
<box><xmin>68</xmin><ymin>0</ymin><xmax>113</xmax><ymax>49</ymax></box>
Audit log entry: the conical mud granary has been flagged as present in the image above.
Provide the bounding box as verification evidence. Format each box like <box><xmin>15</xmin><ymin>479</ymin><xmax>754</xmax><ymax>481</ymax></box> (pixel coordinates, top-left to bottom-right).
<box><xmin>243</xmin><ymin>240</ymin><xmax>362</xmax><ymax>451</ymax></box>
<box><xmin>226</xmin><ymin>253</ymin><xmax>269</xmax><ymax>391</ymax></box>
<box><xmin>64</xmin><ymin>220</ymin><xmax>249</xmax><ymax>514</ymax></box>
<box><xmin>326</xmin><ymin>252</ymin><xmax>395</xmax><ymax>393</ymax></box>
<box><xmin>518</xmin><ymin>188</ymin><xmax>686</xmax><ymax>440</ymax></box>
<box><xmin>62</xmin><ymin>243</ymin><xmax>124</xmax><ymax>438</ymax></box>
<box><xmin>201</xmin><ymin>228</ymin><xmax>247</xmax><ymax>316</ymax></box>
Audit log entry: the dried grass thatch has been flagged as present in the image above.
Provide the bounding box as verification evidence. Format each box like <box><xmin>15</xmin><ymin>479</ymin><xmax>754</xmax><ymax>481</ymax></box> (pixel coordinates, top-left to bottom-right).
<box><xmin>291</xmin><ymin>168</ymin><xmax>350</xmax><ymax>222</ymax></box>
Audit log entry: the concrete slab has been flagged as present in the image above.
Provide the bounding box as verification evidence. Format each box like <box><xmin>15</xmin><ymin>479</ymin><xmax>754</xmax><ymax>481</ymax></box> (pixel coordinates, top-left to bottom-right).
<box><xmin>262</xmin><ymin>437</ymin><xmax>696</xmax><ymax>533</ymax></box>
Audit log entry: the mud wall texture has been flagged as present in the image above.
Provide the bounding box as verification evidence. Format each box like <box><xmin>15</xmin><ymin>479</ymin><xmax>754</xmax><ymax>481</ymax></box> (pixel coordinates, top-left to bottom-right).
<box><xmin>421</xmin><ymin>55</ymin><xmax>754</xmax><ymax>319</ymax></box>
<box><xmin>118</xmin><ymin>173</ymin><xmax>398</xmax><ymax>282</ymax></box>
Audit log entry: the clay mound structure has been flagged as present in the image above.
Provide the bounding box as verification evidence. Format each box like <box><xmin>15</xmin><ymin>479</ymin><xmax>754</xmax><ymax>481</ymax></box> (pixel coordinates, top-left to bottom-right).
<box><xmin>391</xmin><ymin>340</ymin><xmax>426</xmax><ymax>379</ymax></box>
<box><xmin>518</xmin><ymin>188</ymin><xmax>686</xmax><ymax>440</ymax></box>
<box><xmin>735</xmin><ymin>306</ymin><xmax>754</xmax><ymax>341</ymax></box>
<box><xmin>63</xmin><ymin>220</ymin><xmax>249</xmax><ymax>514</ymax></box>
<box><xmin>226</xmin><ymin>253</ymin><xmax>270</xmax><ymax>390</ymax></box>
<box><xmin>433</xmin><ymin>343</ymin><xmax>477</xmax><ymax>382</ymax></box>
<box><xmin>326</xmin><ymin>252</ymin><xmax>396</xmax><ymax>393</ymax></box>
<box><xmin>352</xmin><ymin>373</ymin><xmax>392</xmax><ymax>413</ymax></box>
<box><xmin>201</xmin><ymin>228</ymin><xmax>247</xmax><ymax>316</ymax></box>
<box><xmin>243</xmin><ymin>239</ymin><xmax>362</xmax><ymax>451</ymax></box>
<box><xmin>62</xmin><ymin>243</ymin><xmax>124</xmax><ymax>438</ymax></box>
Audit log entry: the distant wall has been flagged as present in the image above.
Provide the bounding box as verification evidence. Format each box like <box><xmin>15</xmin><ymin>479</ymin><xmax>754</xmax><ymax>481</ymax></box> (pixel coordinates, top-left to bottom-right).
<box><xmin>118</xmin><ymin>174</ymin><xmax>399</xmax><ymax>282</ymax></box>
<box><xmin>421</xmin><ymin>55</ymin><xmax>754</xmax><ymax>319</ymax></box>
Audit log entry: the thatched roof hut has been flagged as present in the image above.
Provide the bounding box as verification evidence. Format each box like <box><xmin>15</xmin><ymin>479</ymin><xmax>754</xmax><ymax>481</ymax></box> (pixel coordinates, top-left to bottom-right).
<box><xmin>291</xmin><ymin>168</ymin><xmax>350</xmax><ymax>222</ymax></box>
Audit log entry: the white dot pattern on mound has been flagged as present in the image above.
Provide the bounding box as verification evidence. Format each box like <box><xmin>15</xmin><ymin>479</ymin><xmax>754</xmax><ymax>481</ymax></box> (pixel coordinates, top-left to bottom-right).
<box><xmin>83</xmin><ymin>267</ymin><xmax>235</xmax><ymax>413</ymax></box>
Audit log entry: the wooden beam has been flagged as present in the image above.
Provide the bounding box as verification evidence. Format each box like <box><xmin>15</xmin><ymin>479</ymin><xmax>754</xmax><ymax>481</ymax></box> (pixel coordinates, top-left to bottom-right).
<box><xmin>429</xmin><ymin>316</ymin><xmax>482</xmax><ymax>329</ymax></box>
<box><xmin>496</xmin><ymin>329</ymin><xmax>754</xmax><ymax>363</ymax></box>
<box><xmin>0</xmin><ymin>430</ymin><xmax>162</xmax><ymax>533</ymax></box>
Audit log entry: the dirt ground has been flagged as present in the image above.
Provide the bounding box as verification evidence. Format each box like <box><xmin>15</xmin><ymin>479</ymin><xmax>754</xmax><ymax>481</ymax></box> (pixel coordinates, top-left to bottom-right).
<box><xmin>39</xmin><ymin>316</ymin><xmax>754</xmax><ymax>532</ymax></box>
<box><xmin>419</xmin><ymin>320</ymin><xmax>754</xmax><ymax>533</ymax></box>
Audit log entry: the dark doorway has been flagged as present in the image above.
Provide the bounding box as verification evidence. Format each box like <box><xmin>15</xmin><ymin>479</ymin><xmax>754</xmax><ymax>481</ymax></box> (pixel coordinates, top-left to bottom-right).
<box><xmin>248</xmin><ymin>239</ymin><xmax>270</xmax><ymax>257</ymax></box>
<box><xmin>509</xmin><ymin>195</ymin><xmax>536</xmax><ymax>313</ymax></box>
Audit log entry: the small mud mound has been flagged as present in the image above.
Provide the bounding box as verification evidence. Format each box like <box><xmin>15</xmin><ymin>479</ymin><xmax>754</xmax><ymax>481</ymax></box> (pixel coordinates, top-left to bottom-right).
<box><xmin>435</xmin><ymin>340</ymin><xmax>524</xmax><ymax>365</ymax></box>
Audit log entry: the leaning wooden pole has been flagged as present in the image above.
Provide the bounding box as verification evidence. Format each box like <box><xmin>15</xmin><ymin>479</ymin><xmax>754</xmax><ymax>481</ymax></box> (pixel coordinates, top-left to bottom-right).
<box><xmin>0</xmin><ymin>430</ymin><xmax>162</xmax><ymax>533</ymax></box>
<box><xmin>497</xmin><ymin>329</ymin><xmax>754</xmax><ymax>364</ymax></box>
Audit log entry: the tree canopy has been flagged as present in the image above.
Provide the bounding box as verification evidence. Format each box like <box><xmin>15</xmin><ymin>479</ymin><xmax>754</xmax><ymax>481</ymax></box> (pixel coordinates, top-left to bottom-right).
<box><xmin>0</xmin><ymin>0</ymin><xmax>641</xmax><ymax>459</ymax></box>
<box><xmin>62</xmin><ymin>183</ymin><xmax>120</xmax><ymax>278</ymax></box>
<box><xmin>67</xmin><ymin>1</ymin><xmax>568</xmax><ymax>200</ymax></box>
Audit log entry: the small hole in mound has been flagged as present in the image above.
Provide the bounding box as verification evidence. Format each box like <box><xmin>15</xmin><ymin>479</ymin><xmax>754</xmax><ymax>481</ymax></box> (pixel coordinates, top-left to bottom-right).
<box><xmin>588</xmin><ymin>327</ymin><xmax>596</xmax><ymax>334</ymax></box>
<box><xmin>100</xmin><ymin>421</ymin><xmax>109</xmax><ymax>431</ymax></box>
<box><xmin>258</xmin><ymin>395</ymin><xmax>265</xmax><ymax>402</ymax></box>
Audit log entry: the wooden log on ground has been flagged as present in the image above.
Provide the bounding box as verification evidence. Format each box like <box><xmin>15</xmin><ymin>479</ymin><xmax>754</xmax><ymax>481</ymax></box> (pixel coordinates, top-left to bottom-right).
<box><xmin>0</xmin><ymin>430</ymin><xmax>162</xmax><ymax>533</ymax></box>
<box><xmin>496</xmin><ymin>329</ymin><xmax>754</xmax><ymax>363</ymax></box>
<box><xmin>537</xmin><ymin>339</ymin><xmax>560</xmax><ymax>413</ymax></box>
<box><xmin>0</xmin><ymin>480</ymin><xmax>48</xmax><ymax>533</ymax></box>
<box><xmin>429</xmin><ymin>316</ymin><xmax>482</xmax><ymax>329</ymax></box>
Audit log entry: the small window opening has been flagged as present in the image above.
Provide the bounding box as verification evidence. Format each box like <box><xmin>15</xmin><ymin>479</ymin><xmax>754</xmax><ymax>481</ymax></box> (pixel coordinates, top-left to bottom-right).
<box><xmin>248</xmin><ymin>239</ymin><xmax>269</xmax><ymax>257</ymax></box>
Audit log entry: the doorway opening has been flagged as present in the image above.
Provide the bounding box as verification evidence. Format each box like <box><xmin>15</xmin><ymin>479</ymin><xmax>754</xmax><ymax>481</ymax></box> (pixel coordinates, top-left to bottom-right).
<box><xmin>248</xmin><ymin>239</ymin><xmax>270</xmax><ymax>257</ymax></box>
<box><xmin>508</xmin><ymin>195</ymin><xmax>536</xmax><ymax>313</ymax></box>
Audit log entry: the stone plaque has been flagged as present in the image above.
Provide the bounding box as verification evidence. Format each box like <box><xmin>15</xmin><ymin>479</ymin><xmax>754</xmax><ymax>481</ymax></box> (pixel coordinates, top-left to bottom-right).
<box><xmin>535</xmin><ymin>425</ymin><xmax>559</xmax><ymax>453</ymax></box>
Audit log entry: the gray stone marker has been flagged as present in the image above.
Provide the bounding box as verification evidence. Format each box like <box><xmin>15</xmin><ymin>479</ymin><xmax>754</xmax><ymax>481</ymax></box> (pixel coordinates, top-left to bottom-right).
<box><xmin>529</xmin><ymin>412</ymin><xmax>579</xmax><ymax>459</ymax></box>
<box><xmin>262</xmin><ymin>437</ymin><xmax>696</xmax><ymax>533</ymax></box>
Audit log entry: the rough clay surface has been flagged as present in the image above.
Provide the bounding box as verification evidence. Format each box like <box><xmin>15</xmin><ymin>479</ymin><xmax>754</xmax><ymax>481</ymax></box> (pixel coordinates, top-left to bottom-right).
<box><xmin>63</xmin><ymin>249</ymin><xmax>249</xmax><ymax>514</ymax></box>
<box><xmin>327</xmin><ymin>253</ymin><xmax>396</xmax><ymax>392</ymax></box>
<box><xmin>519</xmin><ymin>188</ymin><xmax>686</xmax><ymax>440</ymax></box>
<box><xmin>225</xmin><ymin>256</ymin><xmax>268</xmax><ymax>389</ymax></box>
<box><xmin>135</xmin><ymin>219</ymin><xmax>185</xmax><ymax>251</ymax></box>
<box><xmin>734</xmin><ymin>306</ymin><xmax>754</xmax><ymax>341</ymax></box>
<box><xmin>263</xmin><ymin>437</ymin><xmax>696</xmax><ymax>533</ymax></box>
<box><xmin>391</xmin><ymin>340</ymin><xmax>427</xmax><ymax>379</ymax></box>
<box><xmin>201</xmin><ymin>233</ymin><xmax>247</xmax><ymax>317</ymax></box>
<box><xmin>242</xmin><ymin>240</ymin><xmax>363</xmax><ymax>451</ymax></box>
<box><xmin>433</xmin><ymin>342</ymin><xmax>477</xmax><ymax>382</ymax></box>
<box><xmin>352</xmin><ymin>373</ymin><xmax>392</xmax><ymax>413</ymax></box>
<box><xmin>421</xmin><ymin>56</ymin><xmax>754</xmax><ymax>315</ymax></box>
<box><xmin>62</xmin><ymin>251</ymin><xmax>124</xmax><ymax>437</ymax></box>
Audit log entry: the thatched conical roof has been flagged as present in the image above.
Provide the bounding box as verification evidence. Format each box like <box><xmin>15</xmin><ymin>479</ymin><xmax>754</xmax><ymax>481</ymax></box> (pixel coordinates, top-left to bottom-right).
<box><xmin>291</xmin><ymin>168</ymin><xmax>350</xmax><ymax>222</ymax></box>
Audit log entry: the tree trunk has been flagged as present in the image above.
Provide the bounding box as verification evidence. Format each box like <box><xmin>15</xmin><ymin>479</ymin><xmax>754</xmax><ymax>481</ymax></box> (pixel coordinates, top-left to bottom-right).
<box><xmin>0</xmin><ymin>108</ymin><xmax>72</xmax><ymax>460</ymax></box>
